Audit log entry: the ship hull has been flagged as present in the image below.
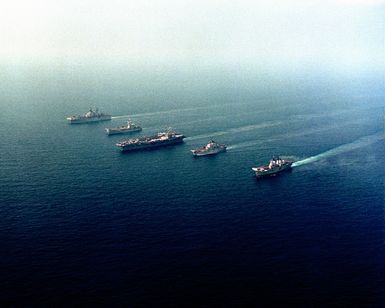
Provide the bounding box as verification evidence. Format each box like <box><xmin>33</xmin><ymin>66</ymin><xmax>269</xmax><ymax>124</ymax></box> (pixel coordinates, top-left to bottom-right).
<box><xmin>117</xmin><ymin>136</ymin><xmax>184</xmax><ymax>152</ymax></box>
<box><xmin>106</xmin><ymin>128</ymin><xmax>142</xmax><ymax>135</ymax></box>
<box><xmin>191</xmin><ymin>147</ymin><xmax>227</xmax><ymax>157</ymax></box>
<box><xmin>67</xmin><ymin>116</ymin><xmax>112</xmax><ymax>124</ymax></box>
<box><xmin>253</xmin><ymin>163</ymin><xmax>292</xmax><ymax>178</ymax></box>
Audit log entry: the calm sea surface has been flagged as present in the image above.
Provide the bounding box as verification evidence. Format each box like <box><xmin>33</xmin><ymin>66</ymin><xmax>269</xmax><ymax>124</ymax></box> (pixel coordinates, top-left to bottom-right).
<box><xmin>0</xmin><ymin>65</ymin><xmax>384</xmax><ymax>306</ymax></box>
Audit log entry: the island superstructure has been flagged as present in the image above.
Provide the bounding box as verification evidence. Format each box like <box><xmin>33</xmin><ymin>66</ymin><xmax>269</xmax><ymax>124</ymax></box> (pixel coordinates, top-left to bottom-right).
<box><xmin>252</xmin><ymin>156</ymin><xmax>294</xmax><ymax>178</ymax></box>
<box><xmin>116</xmin><ymin>130</ymin><xmax>185</xmax><ymax>152</ymax></box>
<box><xmin>105</xmin><ymin>119</ymin><xmax>142</xmax><ymax>135</ymax></box>
<box><xmin>191</xmin><ymin>140</ymin><xmax>227</xmax><ymax>156</ymax></box>
<box><xmin>67</xmin><ymin>108</ymin><xmax>111</xmax><ymax>124</ymax></box>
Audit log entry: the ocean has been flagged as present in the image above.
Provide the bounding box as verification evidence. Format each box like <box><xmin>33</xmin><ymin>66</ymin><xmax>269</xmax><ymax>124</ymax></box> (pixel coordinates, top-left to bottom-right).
<box><xmin>0</xmin><ymin>65</ymin><xmax>384</xmax><ymax>306</ymax></box>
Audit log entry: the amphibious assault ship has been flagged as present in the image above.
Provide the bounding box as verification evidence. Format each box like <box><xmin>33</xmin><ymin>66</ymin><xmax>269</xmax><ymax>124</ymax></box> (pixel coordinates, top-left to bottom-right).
<box><xmin>67</xmin><ymin>108</ymin><xmax>111</xmax><ymax>124</ymax></box>
<box><xmin>252</xmin><ymin>156</ymin><xmax>294</xmax><ymax>178</ymax></box>
<box><xmin>105</xmin><ymin>119</ymin><xmax>142</xmax><ymax>135</ymax></box>
<box><xmin>116</xmin><ymin>130</ymin><xmax>185</xmax><ymax>152</ymax></box>
<box><xmin>191</xmin><ymin>140</ymin><xmax>227</xmax><ymax>156</ymax></box>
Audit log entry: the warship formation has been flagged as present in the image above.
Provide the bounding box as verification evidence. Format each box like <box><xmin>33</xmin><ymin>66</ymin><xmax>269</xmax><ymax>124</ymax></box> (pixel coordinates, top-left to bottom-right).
<box><xmin>67</xmin><ymin>108</ymin><xmax>295</xmax><ymax>178</ymax></box>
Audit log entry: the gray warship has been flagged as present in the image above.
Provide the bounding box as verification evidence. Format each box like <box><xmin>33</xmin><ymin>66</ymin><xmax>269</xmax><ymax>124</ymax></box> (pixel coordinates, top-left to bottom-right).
<box><xmin>191</xmin><ymin>140</ymin><xmax>227</xmax><ymax>156</ymax></box>
<box><xmin>67</xmin><ymin>108</ymin><xmax>111</xmax><ymax>124</ymax></box>
<box><xmin>105</xmin><ymin>119</ymin><xmax>142</xmax><ymax>135</ymax></box>
<box><xmin>116</xmin><ymin>130</ymin><xmax>185</xmax><ymax>152</ymax></box>
<box><xmin>252</xmin><ymin>156</ymin><xmax>294</xmax><ymax>178</ymax></box>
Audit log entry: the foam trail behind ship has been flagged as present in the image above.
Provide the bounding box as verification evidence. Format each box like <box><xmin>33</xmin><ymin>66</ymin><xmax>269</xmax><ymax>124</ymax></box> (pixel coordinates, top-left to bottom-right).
<box><xmin>292</xmin><ymin>132</ymin><xmax>384</xmax><ymax>167</ymax></box>
<box><xmin>186</xmin><ymin>121</ymin><xmax>283</xmax><ymax>142</ymax></box>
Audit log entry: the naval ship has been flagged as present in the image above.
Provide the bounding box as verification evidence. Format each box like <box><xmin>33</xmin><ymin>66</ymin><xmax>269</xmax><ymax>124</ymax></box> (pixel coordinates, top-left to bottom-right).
<box><xmin>105</xmin><ymin>119</ymin><xmax>142</xmax><ymax>135</ymax></box>
<box><xmin>252</xmin><ymin>156</ymin><xmax>294</xmax><ymax>178</ymax></box>
<box><xmin>191</xmin><ymin>140</ymin><xmax>227</xmax><ymax>156</ymax></box>
<box><xmin>67</xmin><ymin>108</ymin><xmax>111</xmax><ymax>124</ymax></box>
<box><xmin>116</xmin><ymin>130</ymin><xmax>185</xmax><ymax>152</ymax></box>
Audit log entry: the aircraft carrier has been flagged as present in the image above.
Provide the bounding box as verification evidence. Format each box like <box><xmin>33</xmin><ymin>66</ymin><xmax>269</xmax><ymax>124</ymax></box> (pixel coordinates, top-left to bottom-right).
<box><xmin>116</xmin><ymin>131</ymin><xmax>185</xmax><ymax>152</ymax></box>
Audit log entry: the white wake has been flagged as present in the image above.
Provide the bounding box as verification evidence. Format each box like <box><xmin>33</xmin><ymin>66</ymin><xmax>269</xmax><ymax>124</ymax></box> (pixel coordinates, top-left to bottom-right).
<box><xmin>292</xmin><ymin>132</ymin><xmax>384</xmax><ymax>167</ymax></box>
<box><xmin>186</xmin><ymin>121</ymin><xmax>283</xmax><ymax>141</ymax></box>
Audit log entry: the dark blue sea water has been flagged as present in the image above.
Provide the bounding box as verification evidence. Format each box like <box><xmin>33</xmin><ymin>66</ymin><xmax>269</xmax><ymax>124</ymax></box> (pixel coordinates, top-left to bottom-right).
<box><xmin>0</xmin><ymin>65</ymin><xmax>384</xmax><ymax>307</ymax></box>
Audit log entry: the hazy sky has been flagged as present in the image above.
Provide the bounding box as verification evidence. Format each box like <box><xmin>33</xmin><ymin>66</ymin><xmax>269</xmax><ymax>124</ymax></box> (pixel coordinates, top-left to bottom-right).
<box><xmin>1</xmin><ymin>0</ymin><xmax>384</xmax><ymax>69</ymax></box>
